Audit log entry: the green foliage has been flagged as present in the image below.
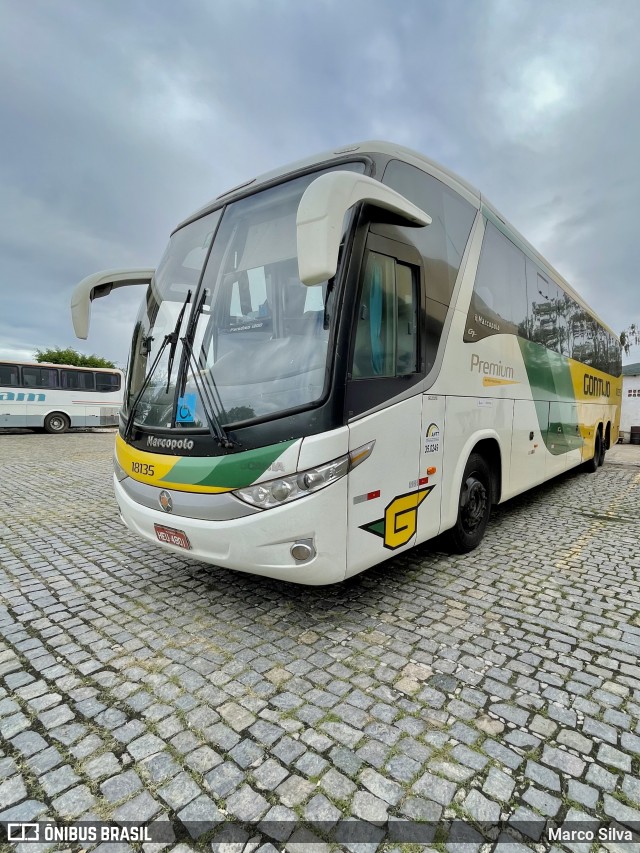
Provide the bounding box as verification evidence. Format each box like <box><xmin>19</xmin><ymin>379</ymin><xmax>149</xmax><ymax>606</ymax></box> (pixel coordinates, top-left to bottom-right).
<box><xmin>620</xmin><ymin>324</ymin><xmax>639</xmax><ymax>356</ymax></box>
<box><xmin>34</xmin><ymin>346</ymin><xmax>116</xmax><ymax>369</ymax></box>
<box><xmin>226</xmin><ymin>405</ymin><xmax>256</xmax><ymax>423</ymax></box>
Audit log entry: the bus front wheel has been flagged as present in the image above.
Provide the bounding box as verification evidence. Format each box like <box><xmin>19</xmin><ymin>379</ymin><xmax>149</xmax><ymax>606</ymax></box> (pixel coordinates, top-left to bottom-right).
<box><xmin>447</xmin><ymin>453</ymin><xmax>492</xmax><ymax>554</ymax></box>
<box><xmin>44</xmin><ymin>412</ymin><xmax>70</xmax><ymax>434</ymax></box>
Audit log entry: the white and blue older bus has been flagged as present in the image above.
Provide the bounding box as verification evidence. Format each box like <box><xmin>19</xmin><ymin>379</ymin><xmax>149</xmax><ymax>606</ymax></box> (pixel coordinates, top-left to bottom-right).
<box><xmin>71</xmin><ymin>142</ymin><xmax>621</xmax><ymax>584</ymax></box>
<box><xmin>0</xmin><ymin>361</ymin><xmax>123</xmax><ymax>432</ymax></box>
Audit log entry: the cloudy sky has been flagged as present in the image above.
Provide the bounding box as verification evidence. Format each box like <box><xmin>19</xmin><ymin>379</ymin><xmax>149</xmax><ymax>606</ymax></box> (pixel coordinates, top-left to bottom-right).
<box><xmin>1</xmin><ymin>0</ymin><xmax>639</xmax><ymax>367</ymax></box>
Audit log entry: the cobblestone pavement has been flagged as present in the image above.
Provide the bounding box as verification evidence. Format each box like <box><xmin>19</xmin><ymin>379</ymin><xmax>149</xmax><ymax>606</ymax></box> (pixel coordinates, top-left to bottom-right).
<box><xmin>1</xmin><ymin>431</ymin><xmax>639</xmax><ymax>852</ymax></box>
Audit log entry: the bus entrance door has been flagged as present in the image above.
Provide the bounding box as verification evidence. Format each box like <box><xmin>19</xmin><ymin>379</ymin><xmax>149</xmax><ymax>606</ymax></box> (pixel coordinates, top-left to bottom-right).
<box><xmin>346</xmin><ymin>395</ymin><xmax>423</xmax><ymax>578</ymax></box>
<box><xmin>344</xmin><ymin>238</ymin><xmax>426</xmax><ymax>578</ymax></box>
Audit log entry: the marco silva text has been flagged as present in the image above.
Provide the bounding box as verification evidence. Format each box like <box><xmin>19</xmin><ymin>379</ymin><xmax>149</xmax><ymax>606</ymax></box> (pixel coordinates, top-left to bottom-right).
<box><xmin>548</xmin><ymin>826</ymin><xmax>634</xmax><ymax>843</ymax></box>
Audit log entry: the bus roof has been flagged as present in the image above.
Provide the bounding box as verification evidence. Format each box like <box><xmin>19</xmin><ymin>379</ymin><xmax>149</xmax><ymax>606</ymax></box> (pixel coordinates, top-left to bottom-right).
<box><xmin>180</xmin><ymin>140</ymin><xmax>618</xmax><ymax>341</ymax></box>
<box><xmin>1</xmin><ymin>360</ymin><xmax>121</xmax><ymax>372</ymax></box>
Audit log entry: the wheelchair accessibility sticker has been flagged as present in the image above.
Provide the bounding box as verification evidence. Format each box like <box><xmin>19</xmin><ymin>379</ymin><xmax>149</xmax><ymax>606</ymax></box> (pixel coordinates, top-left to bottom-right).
<box><xmin>176</xmin><ymin>394</ymin><xmax>196</xmax><ymax>423</ymax></box>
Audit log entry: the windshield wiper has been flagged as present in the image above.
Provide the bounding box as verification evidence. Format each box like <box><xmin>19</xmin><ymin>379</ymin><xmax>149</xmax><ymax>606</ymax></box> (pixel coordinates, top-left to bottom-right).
<box><xmin>181</xmin><ymin>338</ymin><xmax>234</xmax><ymax>449</ymax></box>
<box><xmin>179</xmin><ymin>288</ymin><xmax>235</xmax><ymax>449</ymax></box>
<box><xmin>123</xmin><ymin>289</ymin><xmax>192</xmax><ymax>442</ymax></box>
<box><xmin>165</xmin><ymin>291</ymin><xmax>191</xmax><ymax>392</ymax></box>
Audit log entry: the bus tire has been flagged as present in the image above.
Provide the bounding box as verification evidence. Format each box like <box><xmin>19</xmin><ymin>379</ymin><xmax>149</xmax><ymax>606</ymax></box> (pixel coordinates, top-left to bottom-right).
<box><xmin>584</xmin><ymin>430</ymin><xmax>601</xmax><ymax>473</ymax></box>
<box><xmin>447</xmin><ymin>452</ymin><xmax>492</xmax><ymax>553</ymax></box>
<box><xmin>44</xmin><ymin>412</ymin><xmax>70</xmax><ymax>434</ymax></box>
<box><xmin>597</xmin><ymin>426</ymin><xmax>606</xmax><ymax>467</ymax></box>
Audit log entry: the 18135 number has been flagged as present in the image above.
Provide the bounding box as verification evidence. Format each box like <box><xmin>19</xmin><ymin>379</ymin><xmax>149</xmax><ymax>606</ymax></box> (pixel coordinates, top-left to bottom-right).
<box><xmin>131</xmin><ymin>462</ymin><xmax>155</xmax><ymax>476</ymax></box>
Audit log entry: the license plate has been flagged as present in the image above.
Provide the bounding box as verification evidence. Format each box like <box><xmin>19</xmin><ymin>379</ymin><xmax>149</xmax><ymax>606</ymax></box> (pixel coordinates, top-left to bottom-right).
<box><xmin>154</xmin><ymin>524</ymin><xmax>191</xmax><ymax>550</ymax></box>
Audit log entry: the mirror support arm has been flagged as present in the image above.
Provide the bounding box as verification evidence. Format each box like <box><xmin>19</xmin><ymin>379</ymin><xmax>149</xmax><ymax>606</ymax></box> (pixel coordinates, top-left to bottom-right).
<box><xmin>296</xmin><ymin>171</ymin><xmax>431</xmax><ymax>286</ymax></box>
<box><xmin>70</xmin><ymin>268</ymin><xmax>154</xmax><ymax>339</ymax></box>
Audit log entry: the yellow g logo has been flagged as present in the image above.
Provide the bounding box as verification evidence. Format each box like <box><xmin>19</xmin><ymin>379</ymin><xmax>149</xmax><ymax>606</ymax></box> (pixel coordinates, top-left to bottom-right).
<box><xmin>361</xmin><ymin>487</ymin><xmax>434</xmax><ymax>550</ymax></box>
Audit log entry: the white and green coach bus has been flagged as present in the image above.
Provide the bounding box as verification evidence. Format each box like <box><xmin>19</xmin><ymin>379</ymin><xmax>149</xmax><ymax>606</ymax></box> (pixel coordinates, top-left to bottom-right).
<box><xmin>71</xmin><ymin>141</ymin><xmax>622</xmax><ymax>584</ymax></box>
<box><xmin>0</xmin><ymin>361</ymin><xmax>123</xmax><ymax>433</ymax></box>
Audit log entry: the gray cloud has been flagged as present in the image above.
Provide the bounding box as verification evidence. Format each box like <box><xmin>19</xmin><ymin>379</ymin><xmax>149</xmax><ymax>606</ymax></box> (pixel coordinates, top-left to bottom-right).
<box><xmin>1</xmin><ymin>0</ymin><xmax>639</xmax><ymax>365</ymax></box>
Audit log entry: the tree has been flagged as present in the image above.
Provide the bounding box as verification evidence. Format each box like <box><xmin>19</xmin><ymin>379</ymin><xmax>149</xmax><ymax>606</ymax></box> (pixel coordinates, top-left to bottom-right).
<box><xmin>620</xmin><ymin>324</ymin><xmax>640</xmax><ymax>357</ymax></box>
<box><xmin>34</xmin><ymin>346</ymin><xmax>116</xmax><ymax>369</ymax></box>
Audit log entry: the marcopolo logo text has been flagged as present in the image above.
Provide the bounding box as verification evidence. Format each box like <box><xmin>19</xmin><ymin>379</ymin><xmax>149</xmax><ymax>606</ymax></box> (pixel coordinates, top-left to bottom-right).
<box><xmin>146</xmin><ymin>436</ymin><xmax>195</xmax><ymax>451</ymax></box>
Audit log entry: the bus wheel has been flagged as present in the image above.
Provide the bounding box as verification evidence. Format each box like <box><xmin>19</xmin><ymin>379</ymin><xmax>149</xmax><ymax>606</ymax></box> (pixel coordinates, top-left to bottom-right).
<box><xmin>584</xmin><ymin>430</ymin><xmax>601</xmax><ymax>473</ymax></box>
<box><xmin>44</xmin><ymin>412</ymin><xmax>70</xmax><ymax>434</ymax></box>
<box><xmin>597</xmin><ymin>428</ymin><xmax>606</xmax><ymax>467</ymax></box>
<box><xmin>447</xmin><ymin>453</ymin><xmax>492</xmax><ymax>553</ymax></box>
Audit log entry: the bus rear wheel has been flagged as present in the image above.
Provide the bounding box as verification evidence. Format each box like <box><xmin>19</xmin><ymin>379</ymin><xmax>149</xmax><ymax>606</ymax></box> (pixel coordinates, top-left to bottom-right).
<box><xmin>597</xmin><ymin>428</ymin><xmax>606</xmax><ymax>467</ymax></box>
<box><xmin>447</xmin><ymin>453</ymin><xmax>492</xmax><ymax>553</ymax></box>
<box><xmin>584</xmin><ymin>429</ymin><xmax>601</xmax><ymax>473</ymax></box>
<box><xmin>44</xmin><ymin>412</ymin><xmax>70</xmax><ymax>434</ymax></box>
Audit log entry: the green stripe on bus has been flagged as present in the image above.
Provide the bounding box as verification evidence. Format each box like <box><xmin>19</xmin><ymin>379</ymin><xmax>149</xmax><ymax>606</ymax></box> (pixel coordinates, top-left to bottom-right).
<box><xmin>159</xmin><ymin>440</ymin><xmax>297</xmax><ymax>489</ymax></box>
<box><xmin>518</xmin><ymin>338</ymin><xmax>581</xmax><ymax>456</ymax></box>
<box><xmin>518</xmin><ymin>338</ymin><xmax>575</xmax><ymax>400</ymax></box>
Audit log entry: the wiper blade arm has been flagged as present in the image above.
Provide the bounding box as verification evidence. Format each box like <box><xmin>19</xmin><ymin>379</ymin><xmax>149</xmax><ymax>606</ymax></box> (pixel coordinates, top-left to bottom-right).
<box><xmin>181</xmin><ymin>335</ymin><xmax>234</xmax><ymax>449</ymax></box>
<box><xmin>178</xmin><ymin>286</ymin><xmax>208</xmax><ymax>399</ymax></box>
<box><xmin>177</xmin><ymin>287</ymin><xmax>235</xmax><ymax>448</ymax></box>
<box><xmin>165</xmin><ymin>290</ymin><xmax>192</xmax><ymax>393</ymax></box>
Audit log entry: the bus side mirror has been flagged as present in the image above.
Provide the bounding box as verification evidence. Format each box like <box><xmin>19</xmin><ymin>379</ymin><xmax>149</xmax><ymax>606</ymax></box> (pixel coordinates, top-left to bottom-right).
<box><xmin>71</xmin><ymin>268</ymin><xmax>155</xmax><ymax>339</ymax></box>
<box><xmin>296</xmin><ymin>171</ymin><xmax>431</xmax><ymax>286</ymax></box>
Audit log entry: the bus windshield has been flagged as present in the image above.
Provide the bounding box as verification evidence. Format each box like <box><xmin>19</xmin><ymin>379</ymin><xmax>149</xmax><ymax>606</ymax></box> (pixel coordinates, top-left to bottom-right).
<box><xmin>126</xmin><ymin>163</ymin><xmax>364</xmax><ymax>430</ymax></box>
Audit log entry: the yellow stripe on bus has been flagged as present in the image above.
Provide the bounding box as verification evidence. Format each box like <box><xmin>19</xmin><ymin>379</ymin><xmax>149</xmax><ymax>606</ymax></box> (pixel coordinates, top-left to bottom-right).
<box><xmin>482</xmin><ymin>377</ymin><xmax>519</xmax><ymax>386</ymax></box>
<box><xmin>567</xmin><ymin>360</ymin><xmax>622</xmax><ymax>404</ymax></box>
<box><xmin>566</xmin><ymin>359</ymin><xmax>622</xmax><ymax>447</ymax></box>
<box><xmin>115</xmin><ymin>435</ymin><xmax>232</xmax><ymax>493</ymax></box>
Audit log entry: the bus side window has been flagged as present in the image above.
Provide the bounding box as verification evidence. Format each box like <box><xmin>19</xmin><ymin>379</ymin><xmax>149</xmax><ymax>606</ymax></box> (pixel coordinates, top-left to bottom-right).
<box><xmin>22</xmin><ymin>367</ymin><xmax>59</xmax><ymax>388</ymax></box>
<box><xmin>95</xmin><ymin>372</ymin><xmax>121</xmax><ymax>392</ymax></box>
<box><xmin>61</xmin><ymin>369</ymin><xmax>95</xmax><ymax>391</ymax></box>
<box><xmin>0</xmin><ymin>363</ymin><xmax>19</xmax><ymax>386</ymax></box>
<box><xmin>352</xmin><ymin>252</ymin><xmax>418</xmax><ymax>379</ymax></box>
<box><xmin>396</xmin><ymin>263</ymin><xmax>418</xmax><ymax>375</ymax></box>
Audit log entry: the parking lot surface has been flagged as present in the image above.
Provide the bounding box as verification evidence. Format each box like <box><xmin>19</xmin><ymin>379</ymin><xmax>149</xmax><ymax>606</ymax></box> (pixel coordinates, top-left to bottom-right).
<box><xmin>1</xmin><ymin>431</ymin><xmax>639</xmax><ymax>851</ymax></box>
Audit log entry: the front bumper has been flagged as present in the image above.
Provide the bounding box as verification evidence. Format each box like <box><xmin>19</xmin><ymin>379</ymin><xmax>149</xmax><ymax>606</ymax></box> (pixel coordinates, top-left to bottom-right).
<box><xmin>114</xmin><ymin>474</ymin><xmax>348</xmax><ymax>585</ymax></box>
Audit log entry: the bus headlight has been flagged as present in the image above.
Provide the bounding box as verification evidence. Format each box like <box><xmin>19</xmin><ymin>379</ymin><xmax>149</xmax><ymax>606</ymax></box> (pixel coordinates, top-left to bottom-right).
<box><xmin>232</xmin><ymin>441</ymin><xmax>374</xmax><ymax>510</ymax></box>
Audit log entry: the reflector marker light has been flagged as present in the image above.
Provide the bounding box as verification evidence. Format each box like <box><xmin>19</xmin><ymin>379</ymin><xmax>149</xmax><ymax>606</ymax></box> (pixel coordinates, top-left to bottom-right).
<box><xmin>353</xmin><ymin>489</ymin><xmax>380</xmax><ymax>505</ymax></box>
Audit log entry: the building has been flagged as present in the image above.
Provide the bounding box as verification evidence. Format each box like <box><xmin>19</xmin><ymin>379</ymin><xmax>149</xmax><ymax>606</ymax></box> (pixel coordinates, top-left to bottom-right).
<box><xmin>621</xmin><ymin>362</ymin><xmax>640</xmax><ymax>442</ymax></box>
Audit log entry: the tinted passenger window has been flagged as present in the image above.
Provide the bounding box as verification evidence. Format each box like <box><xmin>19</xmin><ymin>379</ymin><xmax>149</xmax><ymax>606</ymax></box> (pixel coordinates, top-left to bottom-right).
<box><xmin>0</xmin><ymin>363</ymin><xmax>18</xmax><ymax>386</ymax></box>
<box><xmin>597</xmin><ymin>326</ymin><xmax>609</xmax><ymax>373</ymax></box>
<box><xmin>465</xmin><ymin>222</ymin><xmax>527</xmax><ymax>342</ymax></box>
<box><xmin>95</xmin><ymin>372</ymin><xmax>121</xmax><ymax>392</ymax></box>
<box><xmin>22</xmin><ymin>367</ymin><xmax>59</xmax><ymax>388</ymax></box>
<box><xmin>555</xmin><ymin>289</ymin><xmax>571</xmax><ymax>356</ymax></box>
<box><xmin>609</xmin><ymin>334</ymin><xmax>622</xmax><ymax>376</ymax></box>
<box><xmin>395</xmin><ymin>263</ymin><xmax>419</xmax><ymax>375</ymax></box>
<box><xmin>382</xmin><ymin>161</ymin><xmax>476</xmax><ymax>308</ymax></box>
<box><xmin>528</xmin><ymin>267</ymin><xmax>558</xmax><ymax>350</ymax></box>
<box><xmin>570</xmin><ymin>309</ymin><xmax>594</xmax><ymax>366</ymax></box>
<box><xmin>61</xmin><ymin>370</ymin><xmax>95</xmax><ymax>391</ymax></box>
<box><xmin>352</xmin><ymin>252</ymin><xmax>418</xmax><ymax>378</ymax></box>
